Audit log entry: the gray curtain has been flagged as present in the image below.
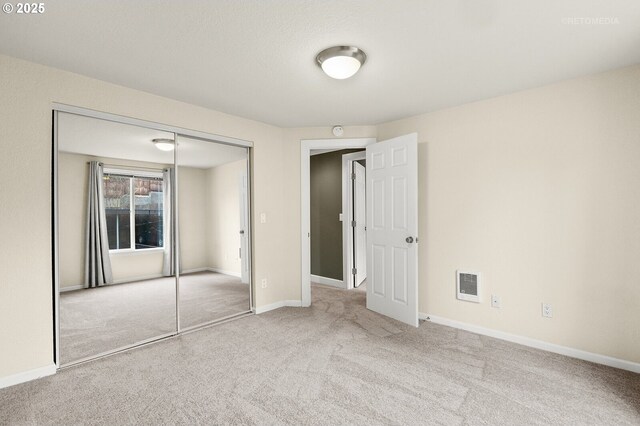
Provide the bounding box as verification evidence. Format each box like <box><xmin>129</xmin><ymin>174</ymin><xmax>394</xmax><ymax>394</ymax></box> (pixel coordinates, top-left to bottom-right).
<box><xmin>84</xmin><ymin>161</ymin><xmax>113</xmax><ymax>288</ymax></box>
<box><xmin>162</xmin><ymin>167</ymin><xmax>177</xmax><ymax>276</ymax></box>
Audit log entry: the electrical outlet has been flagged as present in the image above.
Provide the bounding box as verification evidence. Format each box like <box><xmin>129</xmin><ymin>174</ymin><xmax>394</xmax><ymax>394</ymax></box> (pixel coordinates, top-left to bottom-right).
<box><xmin>542</xmin><ymin>303</ymin><xmax>552</xmax><ymax>318</ymax></box>
<box><xmin>261</xmin><ymin>278</ymin><xmax>268</xmax><ymax>289</ymax></box>
<box><xmin>491</xmin><ymin>294</ymin><xmax>501</xmax><ymax>309</ymax></box>
<box><xmin>260</xmin><ymin>213</ymin><xmax>267</xmax><ymax>224</ymax></box>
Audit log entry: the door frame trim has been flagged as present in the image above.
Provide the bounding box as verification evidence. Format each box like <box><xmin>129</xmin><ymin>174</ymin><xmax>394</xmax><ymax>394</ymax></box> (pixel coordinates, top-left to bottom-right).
<box><xmin>300</xmin><ymin>138</ymin><xmax>376</xmax><ymax>306</ymax></box>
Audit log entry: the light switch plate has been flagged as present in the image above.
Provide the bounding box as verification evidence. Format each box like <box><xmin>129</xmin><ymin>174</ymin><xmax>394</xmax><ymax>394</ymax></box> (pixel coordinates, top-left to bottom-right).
<box><xmin>491</xmin><ymin>294</ymin><xmax>501</xmax><ymax>309</ymax></box>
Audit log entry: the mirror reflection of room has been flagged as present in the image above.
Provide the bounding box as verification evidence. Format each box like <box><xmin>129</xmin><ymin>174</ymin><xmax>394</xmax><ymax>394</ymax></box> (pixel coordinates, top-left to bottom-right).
<box><xmin>176</xmin><ymin>136</ymin><xmax>251</xmax><ymax>329</ymax></box>
<box><xmin>57</xmin><ymin>113</ymin><xmax>177</xmax><ymax>365</ymax></box>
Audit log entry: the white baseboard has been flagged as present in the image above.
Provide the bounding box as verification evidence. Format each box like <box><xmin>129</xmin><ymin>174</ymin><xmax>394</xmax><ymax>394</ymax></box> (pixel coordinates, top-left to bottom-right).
<box><xmin>113</xmin><ymin>274</ymin><xmax>164</xmax><ymax>284</ymax></box>
<box><xmin>311</xmin><ymin>274</ymin><xmax>345</xmax><ymax>289</ymax></box>
<box><xmin>180</xmin><ymin>267</ymin><xmax>242</xmax><ymax>278</ymax></box>
<box><xmin>207</xmin><ymin>267</ymin><xmax>242</xmax><ymax>278</ymax></box>
<box><xmin>62</xmin><ymin>269</ymin><xmax>243</xmax><ymax>291</ymax></box>
<box><xmin>59</xmin><ymin>275</ymin><xmax>166</xmax><ymax>291</ymax></box>
<box><xmin>0</xmin><ymin>364</ymin><xmax>56</xmax><ymax>390</ymax></box>
<box><xmin>255</xmin><ymin>300</ymin><xmax>302</xmax><ymax>314</ymax></box>
<box><xmin>422</xmin><ymin>313</ymin><xmax>640</xmax><ymax>374</ymax></box>
<box><xmin>181</xmin><ymin>268</ymin><xmax>209</xmax><ymax>275</ymax></box>
<box><xmin>59</xmin><ymin>285</ymin><xmax>83</xmax><ymax>293</ymax></box>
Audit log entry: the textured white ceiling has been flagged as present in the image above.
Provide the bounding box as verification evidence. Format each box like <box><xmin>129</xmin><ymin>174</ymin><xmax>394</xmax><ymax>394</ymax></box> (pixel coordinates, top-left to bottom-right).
<box><xmin>58</xmin><ymin>113</ymin><xmax>247</xmax><ymax>168</ymax></box>
<box><xmin>2</xmin><ymin>1</ymin><xmax>639</xmax><ymax>127</ymax></box>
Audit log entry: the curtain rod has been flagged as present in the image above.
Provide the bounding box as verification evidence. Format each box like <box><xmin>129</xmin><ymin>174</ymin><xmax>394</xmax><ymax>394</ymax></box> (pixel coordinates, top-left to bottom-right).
<box><xmin>98</xmin><ymin>162</ymin><xmax>168</xmax><ymax>172</ymax></box>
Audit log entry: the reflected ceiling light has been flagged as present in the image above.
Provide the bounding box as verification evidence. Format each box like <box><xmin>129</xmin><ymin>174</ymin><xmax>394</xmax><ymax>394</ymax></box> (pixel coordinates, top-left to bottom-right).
<box><xmin>316</xmin><ymin>46</ymin><xmax>367</xmax><ymax>79</ymax></box>
<box><xmin>152</xmin><ymin>138</ymin><xmax>175</xmax><ymax>151</ymax></box>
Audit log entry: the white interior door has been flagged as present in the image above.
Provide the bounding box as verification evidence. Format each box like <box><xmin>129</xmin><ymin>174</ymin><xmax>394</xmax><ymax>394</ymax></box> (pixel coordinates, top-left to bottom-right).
<box><xmin>366</xmin><ymin>133</ymin><xmax>418</xmax><ymax>327</ymax></box>
<box><xmin>353</xmin><ymin>161</ymin><xmax>367</xmax><ymax>287</ymax></box>
<box><xmin>239</xmin><ymin>167</ymin><xmax>250</xmax><ymax>284</ymax></box>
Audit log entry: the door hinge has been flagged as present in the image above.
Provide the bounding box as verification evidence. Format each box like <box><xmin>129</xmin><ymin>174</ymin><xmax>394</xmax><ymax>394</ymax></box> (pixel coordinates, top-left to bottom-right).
<box><xmin>351</xmin><ymin>220</ymin><xmax>356</xmax><ymax>227</ymax></box>
<box><xmin>352</xmin><ymin>268</ymin><xmax>357</xmax><ymax>275</ymax></box>
<box><xmin>351</xmin><ymin>173</ymin><xmax>356</xmax><ymax>180</ymax></box>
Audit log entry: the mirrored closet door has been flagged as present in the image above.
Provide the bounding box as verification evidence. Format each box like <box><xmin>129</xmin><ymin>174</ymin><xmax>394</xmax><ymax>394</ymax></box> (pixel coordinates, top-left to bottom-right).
<box><xmin>175</xmin><ymin>135</ymin><xmax>252</xmax><ymax>329</ymax></box>
<box><xmin>55</xmin><ymin>109</ymin><xmax>254</xmax><ymax>367</ymax></box>
<box><xmin>56</xmin><ymin>112</ymin><xmax>178</xmax><ymax>365</ymax></box>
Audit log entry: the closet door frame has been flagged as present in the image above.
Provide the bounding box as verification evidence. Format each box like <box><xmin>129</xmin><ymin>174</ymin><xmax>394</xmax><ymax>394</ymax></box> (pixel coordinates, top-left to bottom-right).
<box><xmin>52</xmin><ymin>103</ymin><xmax>254</xmax><ymax>369</ymax></box>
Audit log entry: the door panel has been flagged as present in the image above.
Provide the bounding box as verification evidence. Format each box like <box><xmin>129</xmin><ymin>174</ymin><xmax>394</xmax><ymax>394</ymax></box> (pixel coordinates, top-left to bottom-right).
<box><xmin>372</xmin><ymin>178</ymin><xmax>385</xmax><ymax>229</ymax></box>
<box><xmin>366</xmin><ymin>133</ymin><xmax>418</xmax><ymax>327</ymax></box>
<box><xmin>372</xmin><ymin>244</ymin><xmax>386</xmax><ymax>296</ymax></box>
<box><xmin>371</xmin><ymin>151</ymin><xmax>385</xmax><ymax>169</ymax></box>
<box><xmin>392</xmin><ymin>246</ymin><xmax>408</xmax><ymax>303</ymax></box>
<box><xmin>392</xmin><ymin>176</ymin><xmax>407</xmax><ymax>230</ymax></box>
<box><xmin>391</xmin><ymin>146</ymin><xmax>408</xmax><ymax>167</ymax></box>
<box><xmin>353</xmin><ymin>161</ymin><xmax>367</xmax><ymax>286</ymax></box>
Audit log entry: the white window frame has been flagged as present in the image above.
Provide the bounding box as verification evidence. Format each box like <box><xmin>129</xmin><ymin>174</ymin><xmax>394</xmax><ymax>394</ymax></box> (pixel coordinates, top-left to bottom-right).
<box><xmin>103</xmin><ymin>167</ymin><xmax>164</xmax><ymax>254</ymax></box>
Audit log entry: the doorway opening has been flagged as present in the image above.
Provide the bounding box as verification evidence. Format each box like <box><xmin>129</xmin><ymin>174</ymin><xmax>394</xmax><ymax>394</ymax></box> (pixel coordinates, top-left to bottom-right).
<box><xmin>301</xmin><ymin>133</ymin><xmax>420</xmax><ymax>327</ymax></box>
<box><xmin>309</xmin><ymin>148</ymin><xmax>366</xmax><ymax>292</ymax></box>
<box><xmin>300</xmin><ymin>138</ymin><xmax>375</xmax><ymax>306</ymax></box>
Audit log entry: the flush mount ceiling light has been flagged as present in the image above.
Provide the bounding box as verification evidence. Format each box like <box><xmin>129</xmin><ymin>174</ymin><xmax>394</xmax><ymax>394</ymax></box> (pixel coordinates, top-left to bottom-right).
<box><xmin>316</xmin><ymin>46</ymin><xmax>367</xmax><ymax>80</ymax></box>
<box><xmin>152</xmin><ymin>138</ymin><xmax>175</xmax><ymax>151</ymax></box>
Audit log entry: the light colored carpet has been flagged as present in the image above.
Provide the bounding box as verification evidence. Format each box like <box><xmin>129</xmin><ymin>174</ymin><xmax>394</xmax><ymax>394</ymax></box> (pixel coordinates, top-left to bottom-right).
<box><xmin>3</xmin><ymin>284</ymin><xmax>638</xmax><ymax>425</ymax></box>
<box><xmin>60</xmin><ymin>271</ymin><xmax>250</xmax><ymax>364</ymax></box>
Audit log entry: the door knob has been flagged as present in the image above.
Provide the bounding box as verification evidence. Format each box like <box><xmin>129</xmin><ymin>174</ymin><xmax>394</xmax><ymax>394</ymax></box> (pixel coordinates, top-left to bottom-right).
<box><xmin>406</xmin><ymin>236</ymin><xmax>414</xmax><ymax>243</ymax></box>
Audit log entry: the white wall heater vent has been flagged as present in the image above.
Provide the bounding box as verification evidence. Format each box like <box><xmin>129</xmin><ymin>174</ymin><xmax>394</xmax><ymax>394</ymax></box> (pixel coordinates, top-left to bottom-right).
<box><xmin>457</xmin><ymin>270</ymin><xmax>481</xmax><ymax>303</ymax></box>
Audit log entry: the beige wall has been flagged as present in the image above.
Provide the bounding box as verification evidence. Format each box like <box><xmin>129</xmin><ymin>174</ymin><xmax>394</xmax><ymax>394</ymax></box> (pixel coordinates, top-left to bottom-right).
<box><xmin>205</xmin><ymin>159</ymin><xmax>245</xmax><ymax>275</ymax></box>
<box><xmin>178</xmin><ymin>166</ymin><xmax>209</xmax><ymax>272</ymax></box>
<box><xmin>58</xmin><ymin>152</ymin><xmax>172</xmax><ymax>288</ymax></box>
<box><xmin>377</xmin><ymin>65</ymin><xmax>640</xmax><ymax>364</ymax></box>
<box><xmin>57</xmin><ymin>152</ymin><xmax>88</xmax><ymax>288</ymax></box>
<box><xmin>179</xmin><ymin>160</ymin><xmax>247</xmax><ymax>275</ymax></box>
<box><xmin>0</xmin><ymin>54</ymin><xmax>292</xmax><ymax>380</ymax></box>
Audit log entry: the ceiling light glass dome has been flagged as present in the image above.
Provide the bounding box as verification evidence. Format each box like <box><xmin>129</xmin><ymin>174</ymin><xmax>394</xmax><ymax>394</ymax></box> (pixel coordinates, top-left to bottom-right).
<box><xmin>316</xmin><ymin>46</ymin><xmax>367</xmax><ymax>80</ymax></box>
